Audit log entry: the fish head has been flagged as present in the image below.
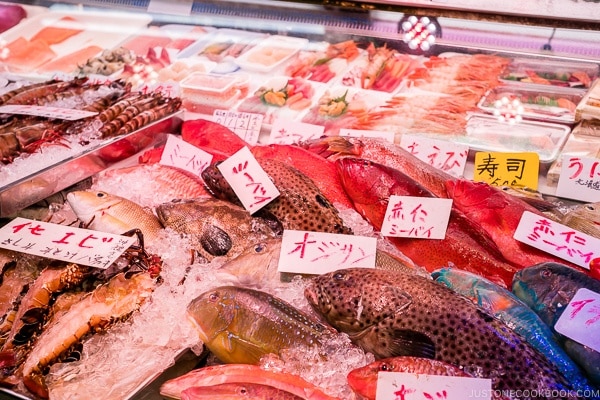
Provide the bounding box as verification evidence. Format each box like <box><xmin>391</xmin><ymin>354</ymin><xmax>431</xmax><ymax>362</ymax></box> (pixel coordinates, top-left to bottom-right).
<box><xmin>305</xmin><ymin>268</ymin><xmax>412</xmax><ymax>337</ymax></box>
<box><xmin>432</xmin><ymin>268</ymin><xmax>479</xmax><ymax>300</ymax></box>
<box><xmin>218</xmin><ymin>239</ymin><xmax>281</xmax><ymax>287</ymax></box>
<box><xmin>200</xmin><ymin>163</ymin><xmax>241</xmax><ymax>204</ymax></box>
<box><xmin>186</xmin><ymin>286</ymin><xmax>237</xmax><ymax>344</ymax></box>
<box><xmin>445</xmin><ymin>179</ymin><xmax>508</xmax><ymax>210</ymax></box>
<box><xmin>347</xmin><ymin>358</ymin><xmax>403</xmax><ymax>399</ymax></box>
<box><xmin>512</xmin><ymin>262</ymin><xmax>580</xmax><ymax>324</ymax></box>
<box><xmin>66</xmin><ymin>190</ymin><xmax>123</xmax><ymax>224</ymax></box>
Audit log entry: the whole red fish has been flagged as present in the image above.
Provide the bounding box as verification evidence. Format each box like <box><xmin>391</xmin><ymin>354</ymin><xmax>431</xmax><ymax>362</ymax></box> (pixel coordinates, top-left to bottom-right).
<box><xmin>347</xmin><ymin>357</ymin><xmax>471</xmax><ymax>400</ymax></box>
<box><xmin>181</xmin><ymin>118</ymin><xmax>247</xmax><ymax>160</ymax></box>
<box><xmin>251</xmin><ymin>144</ymin><xmax>353</xmax><ymax>209</ymax></box>
<box><xmin>446</xmin><ymin>179</ymin><xmax>581</xmax><ymax>270</ymax></box>
<box><xmin>337</xmin><ymin>157</ymin><xmax>518</xmax><ymax>286</ymax></box>
<box><xmin>302</xmin><ymin>136</ymin><xmax>453</xmax><ymax>198</ymax></box>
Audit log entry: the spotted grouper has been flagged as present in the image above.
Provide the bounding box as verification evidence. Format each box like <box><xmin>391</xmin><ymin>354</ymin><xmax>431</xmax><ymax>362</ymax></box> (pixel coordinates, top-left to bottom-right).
<box><xmin>305</xmin><ymin>268</ymin><xmax>582</xmax><ymax>399</ymax></box>
<box><xmin>201</xmin><ymin>158</ymin><xmax>352</xmax><ymax>235</ymax></box>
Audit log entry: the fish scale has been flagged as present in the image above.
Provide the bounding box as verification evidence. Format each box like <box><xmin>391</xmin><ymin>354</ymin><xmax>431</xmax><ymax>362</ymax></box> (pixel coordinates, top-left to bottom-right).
<box><xmin>305</xmin><ymin>268</ymin><xmax>581</xmax><ymax>399</ymax></box>
<box><xmin>202</xmin><ymin>158</ymin><xmax>352</xmax><ymax>235</ymax></box>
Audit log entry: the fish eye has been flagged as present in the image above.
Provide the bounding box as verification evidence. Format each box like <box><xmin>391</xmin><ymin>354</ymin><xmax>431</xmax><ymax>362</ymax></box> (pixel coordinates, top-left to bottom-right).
<box><xmin>237</xmin><ymin>387</ymin><xmax>248</xmax><ymax>395</ymax></box>
<box><xmin>380</xmin><ymin>363</ymin><xmax>392</xmax><ymax>371</ymax></box>
<box><xmin>540</xmin><ymin>269</ymin><xmax>551</xmax><ymax>278</ymax></box>
<box><xmin>96</xmin><ymin>192</ymin><xmax>106</xmax><ymax>198</ymax></box>
<box><xmin>585</xmin><ymin>204</ymin><xmax>595</xmax><ymax>211</ymax></box>
<box><xmin>333</xmin><ymin>272</ymin><xmax>346</xmax><ymax>280</ymax></box>
<box><xmin>254</xmin><ymin>243</ymin><xmax>265</xmax><ymax>253</ymax></box>
<box><xmin>208</xmin><ymin>292</ymin><xmax>220</xmax><ymax>302</ymax></box>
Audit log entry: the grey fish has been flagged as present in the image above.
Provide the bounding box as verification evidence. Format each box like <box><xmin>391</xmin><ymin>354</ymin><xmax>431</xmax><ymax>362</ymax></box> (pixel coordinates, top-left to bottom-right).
<box><xmin>201</xmin><ymin>158</ymin><xmax>352</xmax><ymax>235</ymax></box>
<box><xmin>156</xmin><ymin>198</ymin><xmax>280</xmax><ymax>262</ymax></box>
<box><xmin>513</xmin><ymin>262</ymin><xmax>600</xmax><ymax>387</ymax></box>
<box><xmin>218</xmin><ymin>239</ymin><xmax>421</xmax><ymax>289</ymax></box>
<box><xmin>305</xmin><ymin>268</ymin><xmax>580</xmax><ymax>398</ymax></box>
<box><xmin>187</xmin><ymin>285</ymin><xmax>334</xmax><ymax>365</ymax></box>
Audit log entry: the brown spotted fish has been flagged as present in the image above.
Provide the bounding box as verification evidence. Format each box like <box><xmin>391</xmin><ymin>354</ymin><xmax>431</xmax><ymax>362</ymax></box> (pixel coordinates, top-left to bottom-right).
<box><xmin>201</xmin><ymin>158</ymin><xmax>352</xmax><ymax>235</ymax></box>
<box><xmin>156</xmin><ymin>198</ymin><xmax>280</xmax><ymax>262</ymax></box>
<box><xmin>305</xmin><ymin>268</ymin><xmax>581</xmax><ymax>399</ymax></box>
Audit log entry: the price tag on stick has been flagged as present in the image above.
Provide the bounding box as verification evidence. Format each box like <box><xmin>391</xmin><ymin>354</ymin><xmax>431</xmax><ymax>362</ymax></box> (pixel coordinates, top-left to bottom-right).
<box><xmin>554</xmin><ymin>288</ymin><xmax>600</xmax><ymax>353</ymax></box>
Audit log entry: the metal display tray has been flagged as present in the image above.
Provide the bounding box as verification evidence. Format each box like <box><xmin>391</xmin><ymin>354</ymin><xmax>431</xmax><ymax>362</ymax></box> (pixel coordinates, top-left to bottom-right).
<box><xmin>0</xmin><ymin>111</ymin><xmax>182</xmax><ymax>218</ymax></box>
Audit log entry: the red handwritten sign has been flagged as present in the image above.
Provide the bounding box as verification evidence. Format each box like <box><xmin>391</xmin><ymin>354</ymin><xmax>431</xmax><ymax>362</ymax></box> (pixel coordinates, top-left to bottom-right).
<box><xmin>160</xmin><ymin>134</ymin><xmax>213</xmax><ymax>177</ymax></box>
<box><xmin>269</xmin><ymin>118</ymin><xmax>325</xmax><ymax>145</ymax></box>
<box><xmin>381</xmin><ymin>196</ymin><xmax>452</xmax><ymax>239</ymax></box>
<box><xmin>400</xmin><ymin>134</ymin><xmax>469</xmax><ymax>178</ymax></box>
<box><xmin>0</xmin><ymin>217</ymin><xmax>136</xmax><ymax>269</ymax></box>
<box><xmin>213</xmin><ymin>109</ymin><xmax>263</xmax><ymax>145</ymax></box>
<box><xmin>376</xmin><ymin>372</ymin><xmax>492</xmax><ymax>400</ymax></box>
<box><xmin>217</xmin><ymin>146</ymin><xmax>280</xmax><ymax>214</ymax></box>
<box><xmin>556</xmin><ymin>155</ymin><xmax>600</xmax><ymax>202</ymax></box>
<box><xmin>278</xmin><ymin>230</ymin><xmax>376</xmax><ymax>274</ymax></box>
<box><xmin>513</xmin><ymin>211</ymin><xmax>600</xmax><ymax>269</ymax></box>
<box><xmin>137</xmin><ymin>81</ymin><xmax>180</xmax><ymax>98</ymax></box>
<box><xmin>0</xmin><ymin>105</ymin><xmax>97</xmax><ymax>121</ymax></box>
<box><xmin>554</xmin><ymin>288</ymin><xmax>600</xmax><ymax>353</ymax></box>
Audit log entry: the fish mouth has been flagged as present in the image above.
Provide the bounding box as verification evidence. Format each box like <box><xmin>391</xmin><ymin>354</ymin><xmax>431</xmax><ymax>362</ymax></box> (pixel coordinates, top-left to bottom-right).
<box><xmin>304</xmin><ymin>281</ymin><xmax>331</xmax><ymax>314</ymax></box>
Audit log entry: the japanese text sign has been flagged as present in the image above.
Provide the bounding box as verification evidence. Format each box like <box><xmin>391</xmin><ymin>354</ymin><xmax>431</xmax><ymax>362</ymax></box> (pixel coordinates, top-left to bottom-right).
<box><xmin>0</xmin><ymin>218</ymin><xmax>136</xmax><ymax>269</ymax></box>
<box><xmin>400</xmin><ymin>134</ymin><xmax>469</xmax><ymax>178</ymax></box>
<box><xmin>217</xmin><ymin>146</ymin><xmax>280</xmax><ymax>214</ymax></box>
<box><xmin>147</xmin><ymin>0</ymin><xmax>193</xmax><ymax>16</ymax></box>
<box><xmin>514</xmin><ymin>211</ymin><xmax>600</xmax><ymax>269</ymax></box>
<box><xmin>556</xmin><ymin>155</ymin><xmax>600</xmax><ymax>203</ymax></box>
<box><xmin>376</xmin><ymin>372</ymin><xmax>492</xmax><ymax>400</ymax></box>
<box><xmin>160</xmin><ymin>134</ymin><xmax>213</xmax><ymax>177</ymax></box>
<box><xmin>269</xmin><ymin>118</ymin><xmax>325</xmax><ymax>145</ymax></box>
<box><xmin>554</xmin><ymin>288</ymin><xmax>600</xmax><ymax>353</ymax></box>
<box><xmin>381</xmin><ymin>196</ymin><xmax>453</xmax><ymax>239</ymax></box>
<box><xmin>473</xmin><ymin>152</ymin><xmax>539</xmax><ymax>189</ymax></box>
<box><xmin>0</xmin><ymin>105</ymin><xmax>97</xmax><ymax>121</ymax></box>
<box><xmin>340</xmin><ymin>128</ymin><xmax>394</xmax><ymax>143</ymax></box>
<box><xmin>213</xmin><ymin>109</ymin><xmax>263</xmax><ymax>145</ymax></box>
<box><xmin>278</xmin><ymin>230</ymin><xmax>376</xmax><ymax>275</ymax></box>
<box><xmin>137</xmin><ymin>81</ymin><xmax>180</xmax><ymax>98</ymax></box>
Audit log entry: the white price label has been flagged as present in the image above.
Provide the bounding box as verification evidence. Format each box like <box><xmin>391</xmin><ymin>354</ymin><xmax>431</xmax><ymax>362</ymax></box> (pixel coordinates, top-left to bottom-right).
<box><xmin>554</xmin><ymin>288</ymin><xmax>600</xmax><ymax>353</ymax></box>
<box><xmin>556</xmin><ymin>155</ymin><xmax>600</xmax><ymax>203</ymax></box>
<box><xmin>213</xmin><ymin>110</ymin><xmax>263</xmax><ymax>145</ymax></box>
<box><xmin>0</xmin><ymin>218</ymin><xmax>136</xmax><ymax>269</ymax></box>
<box><xmin>159</xmin><ymin>134</ymin><xmax>213</xmax><ymax>177</ymax></box>
<box><xmin>217</xmin><ymin>146</ymin><xmax>280</xmax><ymax>214</ymax></box>
<box><xmin>400</xmin><ymin>134</ymin><xmax>469</xmax><ymax>178</ymax></box>
<box><xmin>269</xmin><ymin>119</ymin><xmax>325</xmax><ymax>144</ymax></box>
<box><xmin>514</xmin><ymin>211</ymin><xmax>600</xmax><ymax>269</ymax></box>
<box><xmin>381</xmin><ymin>196</ymin><xmax>452</xmax><ymax>239</ymax></box>
<box><xmin>278</xmin><ymin>230</ymin><xmax>376</xmax><ymax>275</ymax></box>
<box><xmin>376</xmin><ymin>372</ymin><xmax>492</xmax><ymax>400</ymax></box>
<box><xmin>0</xmin><ymin>105</ymin><xmax>97</xmax><ymax>121</ymax></box>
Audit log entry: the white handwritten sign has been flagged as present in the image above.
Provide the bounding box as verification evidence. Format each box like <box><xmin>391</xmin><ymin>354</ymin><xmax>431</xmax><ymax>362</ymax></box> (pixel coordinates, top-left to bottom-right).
<box><xmin>269</xmin><ymin>119</ymin><xmax>325</xmax><ymax>145</ymax></box>
<box><xmin>376</xmin><ymin>372</ymin><xmax>492</xmax><ymax>400</ymax></box>
<box><xmin>0</xmin><ymin>218</ymin><xmax>136</xmax><ymax>269</ymax></box>
<box><xmin>213</xmin><ymin>110</ymin><xmax>263</xmax><ymax>145</ymax></box>
<box><xmin>0</xmin><ymin>105</ymin><xmax>97</xmax><ymax>121</ymax></box>
<box><xmin>381</xmin><ymin>196</ymin><xmax>452</xmax><ymax>239</ymax></box>
<box><xmin>400</xmin><ymin>134</ymin><xmax>469</xmax><ymax>178</ymax></box>
<box><xmin>278</xmin><ymin>230</ymin><xmax>376</xmax><ymax>275</ymax></box>
<box><xmin>556</xmin><ymin>155</ymin><xmax>600</xmax><ymax>203</ymax></box>
<box><xmin>514</xmin><ymin>211</ymin><xmax>600</xmax><ymax>269</ymax></box>
<box><xmin>340</xmin><ymin>128</ymin><xmax>394</xmax><ymax>142</ymax></box>
<box><xmin>554</xmin><ymin>288</ymin><xmax>600</xmax><ymax>353</ymax></box>
<box><xmin>217</xmin><ymin>146</ymin><xmax>280</xmax><ymax>214</ymax></box>
<box><xmin>160</xmin><ymin>134</ymin><xmax>213</xmax><ymax>177</ymax></box>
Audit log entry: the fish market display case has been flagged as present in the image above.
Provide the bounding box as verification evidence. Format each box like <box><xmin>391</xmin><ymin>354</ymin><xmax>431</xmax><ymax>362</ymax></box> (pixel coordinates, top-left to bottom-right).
<box><xmin>0</xmin><ymin>1</ymin><xmax>599</xmax><ymax>399</ymax></box>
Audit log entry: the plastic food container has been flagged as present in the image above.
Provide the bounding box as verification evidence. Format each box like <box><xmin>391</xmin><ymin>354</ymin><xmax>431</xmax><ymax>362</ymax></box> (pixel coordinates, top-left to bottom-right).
<box><xmin>235</xmin><ymin>35</ymin><xmax>308</xmax><ymax>73</ymax></box>
<box><xmin>478</xmin><ymin>84</ymin><xmax>584</xmax><ymax>124</ymax></box>
<box><xmin>455</xmin><ymin>114</ymin><xmax>571</xmax><ymax>164</ymax></box>
<box><xmin>500</xmin><ymin>58</ymin><xmax>599</xmax><ymax>90</ymax></box>
<box><xmin>180</xmin><ymin>72</ymin><xmax>249</xmax><ymax>115</ymax></box>
<box><xmin>178</xmin><ymin>28</ymin><xmax>266</xmax><ymax>62</ymax></box>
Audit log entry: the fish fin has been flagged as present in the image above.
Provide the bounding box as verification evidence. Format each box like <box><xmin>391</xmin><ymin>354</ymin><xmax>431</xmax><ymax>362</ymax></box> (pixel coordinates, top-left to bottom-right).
<box><xmin>200</xmin><ymin>225</ymin><xmax>232</xmax><ymax>257</ymax></box>
<box><xmin>387</xmin><ymin>328</ymin><xmax>436</xmax><ymax>359</ymax></box>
